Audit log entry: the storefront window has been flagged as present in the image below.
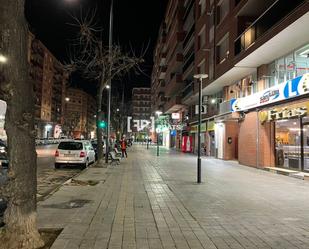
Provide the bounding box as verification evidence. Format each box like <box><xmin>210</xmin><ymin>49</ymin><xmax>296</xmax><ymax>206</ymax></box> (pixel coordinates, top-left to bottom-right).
<box><xmin>276</xmin><ymin>119</ymin><xmax>301</xmax><ymax>170</ymax></box>
<box><xmin>295</xmin><ymin>44</ymin><xmax>309</xmax><ymax>77</ymax></box>
<box><xmin>286</xmin><ymin>53</ymin><xmax>296</xmax><ymax>80</ymax></box>
<box><xmin>277</xmin><ymin>57</ymin><xmax>285</xmax><ymax>84</ymax></box>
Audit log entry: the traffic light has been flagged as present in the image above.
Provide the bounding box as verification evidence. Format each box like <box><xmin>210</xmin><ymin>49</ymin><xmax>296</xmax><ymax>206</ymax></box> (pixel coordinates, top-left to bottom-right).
<box><xmin>98</xmin><ymin>120</ymin><xmax>106</xmax><ymax>129</ymax></box>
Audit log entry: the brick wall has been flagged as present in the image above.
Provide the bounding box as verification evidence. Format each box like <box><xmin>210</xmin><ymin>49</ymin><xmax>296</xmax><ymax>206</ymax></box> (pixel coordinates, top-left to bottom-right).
<box><xmin>238</xmin><ymin>111</ymin><xmax>275</xmax><ymax>168</ymax></box>
<box><xmin>238</xmin><ymin>112</ymin><xmax>258</xmax><ymax>167</ymax></box>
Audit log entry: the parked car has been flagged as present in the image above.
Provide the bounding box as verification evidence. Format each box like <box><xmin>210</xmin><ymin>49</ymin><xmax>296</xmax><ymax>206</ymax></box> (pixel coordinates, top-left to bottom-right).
<box><xmin>54</xmin><ymin>140</ymin><xmax>96</xmax><ymax>169</ymax></box>
<box><xmin>91</xmin><ymin>140</ymin><xmax>106</xmax><ymax>160</ymax></box>
<box><xmin>0</xmin><ymin>141</ymin><xmax>8</xmax><ymax>169</ymax></box>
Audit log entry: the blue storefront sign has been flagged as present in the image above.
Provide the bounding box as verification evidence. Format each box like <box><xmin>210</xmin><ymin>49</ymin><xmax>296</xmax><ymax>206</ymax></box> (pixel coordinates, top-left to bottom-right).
<box><xmin>231</xmin><ymin>73</ymin><xmax>309</xmax><ymax>112</ymax></box>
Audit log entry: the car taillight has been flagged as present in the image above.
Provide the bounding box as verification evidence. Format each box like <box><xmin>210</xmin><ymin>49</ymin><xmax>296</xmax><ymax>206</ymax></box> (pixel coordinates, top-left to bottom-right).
<box><xmin>55</xmin><ymin>150</ymin><xmax>59</xmax><ymax>157</ymax></box>
<box><xmin>80</xmin><ymin>151</ymin><xmax>86</xmax><ymax>158</ymax></box>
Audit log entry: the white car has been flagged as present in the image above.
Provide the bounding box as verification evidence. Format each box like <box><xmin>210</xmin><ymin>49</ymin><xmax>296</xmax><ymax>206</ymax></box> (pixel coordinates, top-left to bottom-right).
<box><xmin>54</xmin><ymin>140</ymin><xmax>96</xmax><ymax>169</ymax></box>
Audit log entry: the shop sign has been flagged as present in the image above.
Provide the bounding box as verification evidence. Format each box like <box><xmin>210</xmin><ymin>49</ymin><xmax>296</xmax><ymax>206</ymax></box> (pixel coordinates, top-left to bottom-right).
<box><xmin>259</xmin><ymin>103</ymin><xmax>309</xmax><ymax>123</ymax></box>
<box><xmin>207</xmin><ymin>121</ymin><xmax>215</xmax><ymax>131</ymax></box>
<box><xmin>190</xmin><ymin>123</ymin><xmax>207</xmax><ymax>133</ymax></box>
<box><xmin>231</xmin><ymin>73</ymin><xmax>309</xmax><ymax>112</ymax></box>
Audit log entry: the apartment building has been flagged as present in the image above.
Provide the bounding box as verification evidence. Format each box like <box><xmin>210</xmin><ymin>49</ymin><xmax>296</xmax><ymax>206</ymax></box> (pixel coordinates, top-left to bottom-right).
<box><xmin>131</xmin><ymin>88</ymin><xmax>151</xmax><ymax>140</ymax></box>
<box><xmin>64</xmin><ymin>88</ymin><xmax>96</xmax><ymax>139</ymax></box>
<box><xmin>28</xmin><ymin>33</ymin><xmax>68</xmax><ymax>139</ymax></box>
<box><xmin>132</xmin><ymin>87</ymin><xmax>151</xmax><ymax>120</ymax></box>
<box><xmin>152</xmin><ymin>0</ymin><xmax>309</xmax><ymax>171</ymax></box>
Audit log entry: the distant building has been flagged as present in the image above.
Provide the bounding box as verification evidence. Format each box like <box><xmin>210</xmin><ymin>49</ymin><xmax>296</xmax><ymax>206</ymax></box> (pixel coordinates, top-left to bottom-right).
<box><xmin>64</xmin><ymin>88</ymin><xmax>96</xmax><ymax>139</ymax></box>
<box><xmin>132</xmin><ymin>87</ymin><xmax>151</xmax><ymax>120</ymax></box>
<box><xmin>0</xmin><ymin>33</ymin><xmax>68</xmax><ymax>139</ymax></box>
<box><xmin>131</xmin><ymin>87</ymin><xmax>152</xmax><ymax>141</ymax></box>
<box><xmin>28</xmin><ymin>33</ymin><xmax>68</xmax><ymax>138</ymax></box>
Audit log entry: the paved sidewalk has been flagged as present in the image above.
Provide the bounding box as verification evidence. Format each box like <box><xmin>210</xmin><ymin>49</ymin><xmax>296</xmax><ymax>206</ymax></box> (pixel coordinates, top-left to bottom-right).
<box><xmin>38</xmin><ymin>145</ymin><xmax>309</xmax><ymax>249</ymax></box>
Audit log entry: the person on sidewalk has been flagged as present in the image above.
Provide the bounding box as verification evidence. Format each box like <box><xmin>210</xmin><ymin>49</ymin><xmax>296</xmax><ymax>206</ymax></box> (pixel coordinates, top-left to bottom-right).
<box><xmin>121</xmin><ymin>137</ymin><xmax>128</xmax><ymax>158</ymax></box>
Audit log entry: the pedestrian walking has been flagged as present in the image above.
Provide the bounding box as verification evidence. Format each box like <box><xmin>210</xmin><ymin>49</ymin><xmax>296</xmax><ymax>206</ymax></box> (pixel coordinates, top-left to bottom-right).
<box><xmin>121</xmin><ymin>137</ymin><xmax>128</xmax><ymax>158</ymax></box>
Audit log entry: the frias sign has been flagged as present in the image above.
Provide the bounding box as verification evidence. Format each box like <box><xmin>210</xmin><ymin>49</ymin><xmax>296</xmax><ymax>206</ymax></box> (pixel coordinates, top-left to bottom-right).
<box><xmin>231</xmin><ymin>73</ymin><xmax>309</xmax><ymax>112</ymax></box>
<box><xmin>259</xmin><ymin>104</ymin><xmax>308</xmax><ymax>123</ymax></box>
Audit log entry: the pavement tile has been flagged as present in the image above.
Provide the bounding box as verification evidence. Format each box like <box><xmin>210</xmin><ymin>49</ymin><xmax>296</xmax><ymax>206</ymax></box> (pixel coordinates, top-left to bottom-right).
<box><xmin>39</xmin><ymin>145</ymin><xmax>309</xmax><ymax>249</ymax></box>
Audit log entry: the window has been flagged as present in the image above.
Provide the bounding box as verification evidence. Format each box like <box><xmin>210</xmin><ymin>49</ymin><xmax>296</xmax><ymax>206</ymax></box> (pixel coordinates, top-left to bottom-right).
<box><xmin>198</xmin><ymin>60</ymin><xmax>206</xmax><ymax>74</ymax></box>
<box><xmin>216</xmin><ymin>34</ymin><xmax>229</xmax><ymax>64</ymax></box>
<box><xmin>216</xmin><ymin>0</ymin><xmax>229</xmax><ymax>25</ymax></box>
<box><xmin>199</xmin><ymin>0</ymin><xmax>206</xmax><ymax>16</ymax></box>
<box><xmin>198</xmin><ymin>26</ymin><xmax>206</xmax><ymax>50</ymax></box>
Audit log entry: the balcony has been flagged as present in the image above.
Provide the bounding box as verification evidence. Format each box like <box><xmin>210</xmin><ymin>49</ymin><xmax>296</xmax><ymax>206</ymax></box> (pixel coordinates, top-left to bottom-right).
<box><xmin>219</xmin><ymin>100</ymin><xmax>232</xmax><ymax>114</ymax></box>
<box><xmin>159</xmin><ymin>52</ymin><xmax>167</xmax><ymax>66</ymax></box>
<box><xmin>165</xmin><ymin>74</ymin><xmax>183</xmax><ymax>97</ymax></box>
<box><xmin>182</xmin><ymin>81</ymin><xmax>194</xmax><ymax>100</ymax></box>
<box><xmin>159</xmin><ymin>66</ymin><xmax>167</xmax><ymax>80</ymax></box>
<box><xmin>164</xmin><ymin>96</ymin><xmax>184</xmax><ymax>113</ymax></box>
<box><xmin>235</xmin><ymin>0</ymin><xmax>306</xmax><ymax>55</ymax></box>
<box><xmin>183</xmin><ymin>52</ymin><xmax>194</xmax><ymax>73</ymax></box>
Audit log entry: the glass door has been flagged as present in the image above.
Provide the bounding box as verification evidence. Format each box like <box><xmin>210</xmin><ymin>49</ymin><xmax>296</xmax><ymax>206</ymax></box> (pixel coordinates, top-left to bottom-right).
<box><xmin>275</xmin><ymin>119</ymin><xmax>301</xmax><ymax>170</ymax></box>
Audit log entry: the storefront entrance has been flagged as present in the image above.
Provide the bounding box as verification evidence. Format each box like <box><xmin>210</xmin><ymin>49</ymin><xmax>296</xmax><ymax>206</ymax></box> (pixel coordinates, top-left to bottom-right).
<box><xmin>275</xmin><ymin>115</ymin><xmax>309</xmax><ymax>171</ymax></box>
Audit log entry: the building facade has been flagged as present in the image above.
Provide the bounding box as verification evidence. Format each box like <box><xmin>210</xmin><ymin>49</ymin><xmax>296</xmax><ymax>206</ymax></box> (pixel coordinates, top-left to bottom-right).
<box><xmin>28</xmin><ymin>33</ymin><xmax>68</xmax><ymax>139</ymax></box>
<box><xmin>152</xmin><ymin>0</ymin><xmax>309</xmax><ymax>171</ymax></box>
<box><xmin>131</xmin><ymin>87</ymin><xmax>152</xmax><ymax>141</ymax></box>
<box><xmin>64</xmin><ymin>88</ymin><xmax>96</xmax><ymax>139</ymax></box>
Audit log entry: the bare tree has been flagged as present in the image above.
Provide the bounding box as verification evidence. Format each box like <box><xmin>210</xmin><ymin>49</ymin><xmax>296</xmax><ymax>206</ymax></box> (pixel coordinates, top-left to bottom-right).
<box><xmin>66</xmin><ymin>9</ymin><xmax>144</xmax><ymax>163</ymax></box>
<box><xmin>0</xmin><ymin>1</ymin><xmax>44</xmax><ymax>248</ymax></box>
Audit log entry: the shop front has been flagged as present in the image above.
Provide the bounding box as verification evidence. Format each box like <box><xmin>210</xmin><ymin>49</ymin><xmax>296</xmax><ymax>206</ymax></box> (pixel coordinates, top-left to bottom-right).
<box><xmin>233</xmin><ymin>73</ymin><xmax>309</xmax><ymax>170</ymax></box>
<box><xmin>260</xmin><ymin>101</ymin><xmax>309</xmax><ymax>171</ymax></box>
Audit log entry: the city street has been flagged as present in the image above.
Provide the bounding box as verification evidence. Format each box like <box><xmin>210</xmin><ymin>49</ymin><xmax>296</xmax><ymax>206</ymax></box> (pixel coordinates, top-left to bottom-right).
<box><xmin>38</xmin><ymin>145</ymin><xmax>309</xmax><ymax>249</ymax></box>
<box><xmin>36</xmin><ymin>144</ymin><xmax>81</xmax><ymax>198</ymax></box>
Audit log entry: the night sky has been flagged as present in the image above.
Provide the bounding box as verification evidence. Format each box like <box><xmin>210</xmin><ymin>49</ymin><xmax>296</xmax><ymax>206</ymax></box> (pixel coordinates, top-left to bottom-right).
<box><xmin>25</xmin><ymin>0</ymin><xmax>167</xmax><ymax>100</ymax></box>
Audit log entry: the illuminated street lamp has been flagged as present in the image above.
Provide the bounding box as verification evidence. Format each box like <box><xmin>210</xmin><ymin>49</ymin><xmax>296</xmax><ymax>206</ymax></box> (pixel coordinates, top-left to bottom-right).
<box><xmin>0</xmin><ymin>55</ymin><xmax>8</xmax><ymax>64</ymax></box>
<box><xmin>106</xmin><ymin>85</ymin><xmax>110</xmax><ymax>89</ymax></box>
<box><xmin>193</xmin><ymin>73</ymin><xmax>208</xmax><ymax>184</ymax></box>
<box><xmin>65</xmin><ymin>97</ymin><xmax>70</xmax><ymax>102</ymax></box>
<box><xmin>155</xmin><ymin>110</ymin><xmax>162</xmax><ymax>156</ymax></box>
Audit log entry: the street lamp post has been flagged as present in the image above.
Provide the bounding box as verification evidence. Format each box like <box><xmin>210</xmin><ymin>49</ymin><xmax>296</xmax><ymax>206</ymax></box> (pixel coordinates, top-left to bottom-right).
<box><xmin>155</xmin><ymin>111</ymin><xmax>162</xmax><ymax>156</ymax></box>
<box><xmin>105</xmin><ymin>0</ymin><xmax>114</xmax><ymax>164</ymax></box>
<box><xmin>193</xmin><ymin>74</ymin><xmax>208</xmax><ymax>183</ymax></box>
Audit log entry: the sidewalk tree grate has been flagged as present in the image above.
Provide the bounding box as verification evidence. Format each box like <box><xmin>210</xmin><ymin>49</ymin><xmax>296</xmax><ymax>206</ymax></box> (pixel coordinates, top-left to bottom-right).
<box><xmin>38</xmin><ymin>228</ymin><xmax>63</xmax><ymax>249</ymax></box>
<box><xmin>42</xmin><ymin>199</ymin><xmax>92</xmax><ymax>209</ymax></box>
<box><xmin>65</xmin><ymin>179</ymin><xmax>101</xmax><ymax>186</ymax></box>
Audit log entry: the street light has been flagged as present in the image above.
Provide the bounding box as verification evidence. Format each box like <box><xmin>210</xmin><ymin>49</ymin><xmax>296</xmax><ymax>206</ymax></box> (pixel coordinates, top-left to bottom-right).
<box><xmin>155</xmin><ymin>110</ymin><xmax>162</xmax><ymax>156</ymax></box>
<box><xmin>0</xmin><ymin>55</ymin><xmax>8</xmax><ymax>64</ymax></box>
<box><xmin>65</xmin><ymin>97</ymin><xmax>70</xmax><ymax>102</ymax></box>
<box><xmin>193</xmin><ymin>73</ymin><xmax>208</xmax><ymax>183</ymax></box>
<box><xmin>105</xmin><ymin>0</ymin><xmax>114</xmax><ymax>164</ymax></box>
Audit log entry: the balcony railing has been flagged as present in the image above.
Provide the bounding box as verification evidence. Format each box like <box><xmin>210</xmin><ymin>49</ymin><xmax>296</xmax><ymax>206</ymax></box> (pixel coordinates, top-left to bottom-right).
<box><xmin>182</xmin><ymin>81</ymin><xmax>194</xmax><ymax>99</ymax></box>
<box><xmin>234</xmin><ymin>0</ymin><xmax>305</xmax><ymax>56</ymax></box>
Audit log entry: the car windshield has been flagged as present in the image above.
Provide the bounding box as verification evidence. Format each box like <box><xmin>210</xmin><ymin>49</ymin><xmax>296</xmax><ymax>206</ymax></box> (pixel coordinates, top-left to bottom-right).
<box><xmin>58</xmin><ymin>142</ymin><xmax>83</xmax><ymax>150</ymax></box>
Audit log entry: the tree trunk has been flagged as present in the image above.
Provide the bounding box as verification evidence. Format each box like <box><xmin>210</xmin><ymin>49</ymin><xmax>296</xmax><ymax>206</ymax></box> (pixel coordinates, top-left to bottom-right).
<box><xmin>96</xmin><ymin>85</ymin><xmax>104</xmax><ymax>164</ymax></box>
<box><xmin>0</xmin><ymin>1</ymin><xmax>44</xmax><ymax>248</ymax></box>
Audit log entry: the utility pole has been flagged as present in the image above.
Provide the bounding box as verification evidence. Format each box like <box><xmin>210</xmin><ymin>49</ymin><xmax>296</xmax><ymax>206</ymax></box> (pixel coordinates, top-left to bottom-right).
<box><xmin>193</xmin><ymin>74</ymin><xmax>208</xmax><ymax>183</ymax></box>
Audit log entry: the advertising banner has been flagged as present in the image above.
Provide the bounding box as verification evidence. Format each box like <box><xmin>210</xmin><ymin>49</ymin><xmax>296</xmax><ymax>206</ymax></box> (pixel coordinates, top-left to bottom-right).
<box><xmin>231</xmin><ymin>73</ymin><xmax>309</xmax><ymax>112</ymax></box>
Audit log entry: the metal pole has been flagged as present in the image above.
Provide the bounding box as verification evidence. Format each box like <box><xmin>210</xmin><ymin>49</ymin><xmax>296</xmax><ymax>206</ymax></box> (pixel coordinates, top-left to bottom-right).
<box><xmin>157</xmin><ymin>132</ymin><xmax>159</xmax><ymax>156</ymax></box>
<box><xmin>197</xmin><ymin>78</ymin><xmax>202</xmax><ymax>183</ymax></box>
<box><xmin>105</xmin><ymin>0</ymin><xmax>114</xmax><ymax>163</ymax></box>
